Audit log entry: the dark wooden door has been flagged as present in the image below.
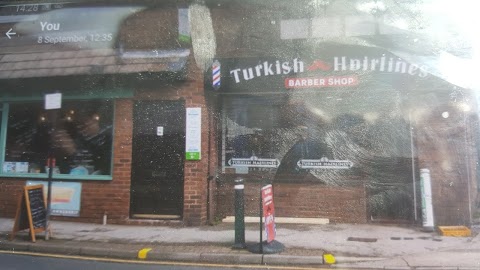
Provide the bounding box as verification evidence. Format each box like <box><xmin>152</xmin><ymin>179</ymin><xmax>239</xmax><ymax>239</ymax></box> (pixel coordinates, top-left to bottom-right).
<box><xmin>130</xmin><ymin>100</ymin><xmax>185</xmax><ymax>219</ymax></box>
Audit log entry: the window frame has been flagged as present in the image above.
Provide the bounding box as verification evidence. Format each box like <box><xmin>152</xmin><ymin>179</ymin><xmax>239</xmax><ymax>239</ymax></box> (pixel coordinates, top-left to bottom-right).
<box><xmin>0</xmin><ymin>91</ymin><xmax>127</xmax><ymax>181</ymax></box>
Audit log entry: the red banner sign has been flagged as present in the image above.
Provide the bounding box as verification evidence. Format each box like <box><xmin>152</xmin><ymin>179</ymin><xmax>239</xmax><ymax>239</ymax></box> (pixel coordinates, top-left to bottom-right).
<box><xmin>262</xmin><ymin>184</ymin><xmax>276</xmax><ymax>243</ymax></box>
<box><xmin>285</xmin><ymin>75</ymin><xmax>359</xmax><ymax>89</ymax></box>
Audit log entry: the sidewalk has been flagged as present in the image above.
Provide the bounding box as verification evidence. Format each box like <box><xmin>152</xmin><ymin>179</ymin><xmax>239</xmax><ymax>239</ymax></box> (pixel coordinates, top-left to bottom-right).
<box><xmin>1</xmin><ymin>217</ymin><xmax>479</xmax><ymax>269</ymax></box>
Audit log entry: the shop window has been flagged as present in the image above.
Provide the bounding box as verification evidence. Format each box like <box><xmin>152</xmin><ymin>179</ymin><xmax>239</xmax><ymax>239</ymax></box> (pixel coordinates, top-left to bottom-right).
<box><xmin>221</xmin><ymin>95</ymin><xmax>328</xmax><ymax>181</ymax></box>
<box><xmin>4</xmin><ymin>101</ymin><xmax>113</xmax><ymax>177</ymax></box>
<box><xmin>222</xmin><ymin>94</ymin><xmax>414</xmax><ymax>187</ymax></box>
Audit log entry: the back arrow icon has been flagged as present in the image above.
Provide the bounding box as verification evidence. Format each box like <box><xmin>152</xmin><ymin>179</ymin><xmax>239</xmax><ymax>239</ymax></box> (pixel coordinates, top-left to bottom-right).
<box><xmin>6</xmin><ymin>28</ymin><xmax>16</xmax><ymax>39</ymax></box>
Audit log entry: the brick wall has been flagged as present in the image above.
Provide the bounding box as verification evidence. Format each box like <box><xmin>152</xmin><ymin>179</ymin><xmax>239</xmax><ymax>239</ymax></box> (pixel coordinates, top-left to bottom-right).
<box><xmin>206</xmin><ymin>105</ymin><xmax>219</xmax><ymax>224</ymax></box>
<box><xmin>74</xmin><ymin>99</ymin><xmax>133</xmax><ymax>224</ymax></box>
<box><xmin>119</xmin><ymin>8</ymin><xmax>179</xmax><ymax>50</ymax></box>
<box><xmin>216</xmin><ymin>180</ymin><xmax>367</xmax><ymax>224</ymax></box>
<box><xmin>116</xmin><ymin>4</ymin><xmax>218</xmax><ymax>225</ymax></box>
<box><xmin>415</xmin><ymin>103</ymin><xmax>478</xmax><ymax>226</ymax></box>
<box><xmin>181</xmin><ymin>61</ymin><xmax>210</xmax><ymax>226</ymax></box>
<box><xmin>0</xmin><ymin>180</ymin><xmax>25</xmax><ymax>218</ymax></box>
<box><xmin>134</xmin><ymin>58</ymin><xmax>211</xmax><ymax>226</ymax></box>
<box><xmin>62</xmin><ymin>70</ymin><xmax>211</xmax><ymax>226</ymax></box>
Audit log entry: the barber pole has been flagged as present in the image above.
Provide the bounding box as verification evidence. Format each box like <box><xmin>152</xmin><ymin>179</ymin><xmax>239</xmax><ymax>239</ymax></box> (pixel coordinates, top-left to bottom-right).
<box><xmin>212</xmin><ymin>60</ymin><xmax>221</xmax><ymax>90</ymax></box>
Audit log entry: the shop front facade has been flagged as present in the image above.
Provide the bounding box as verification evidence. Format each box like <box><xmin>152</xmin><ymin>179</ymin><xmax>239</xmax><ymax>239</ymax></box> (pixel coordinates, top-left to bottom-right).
<box><xmin>0</xmin><ymin>1</ymin><xmax>478</xmax><ymax>227</ymax></box>
<box><xmin>0</xmin><ymin>3</ymin><xmax>217</xmax><ymax>226</ymax></box>
<box><xmin>210</xmin><ymin>51</ymin><xmax>479</xmax><ymax>225</ymax></box>
<box><xmin>206</xmin><ymin>2</ymin><xmax>479</xmax><ymax>226</ymax></box>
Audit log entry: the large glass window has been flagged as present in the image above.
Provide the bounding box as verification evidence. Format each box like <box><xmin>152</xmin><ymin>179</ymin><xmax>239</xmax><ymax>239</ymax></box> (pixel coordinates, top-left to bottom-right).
<box><xmin>222</xmin><ymin>91</ymin><xmax>416</xmax><ymax>219</ymax></box>
<box><xmin>4</xmin><ymin>100</ymin><xmax>113</xmax><ymax>176</ymax></box>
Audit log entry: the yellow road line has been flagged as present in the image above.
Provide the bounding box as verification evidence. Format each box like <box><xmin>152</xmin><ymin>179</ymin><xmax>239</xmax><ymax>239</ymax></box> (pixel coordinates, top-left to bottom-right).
<box><xmin>0</xmin><ymin>250</ymin><xmax>336</xmax><ymax>270</ymax></box>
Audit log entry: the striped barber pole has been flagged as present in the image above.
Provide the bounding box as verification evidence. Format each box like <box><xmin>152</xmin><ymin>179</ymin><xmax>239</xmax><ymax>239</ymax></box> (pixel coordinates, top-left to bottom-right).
<box><xmin>212</xmin><ymin>60</ymin><xmax>221</xmax><ymax>90</ymax></box>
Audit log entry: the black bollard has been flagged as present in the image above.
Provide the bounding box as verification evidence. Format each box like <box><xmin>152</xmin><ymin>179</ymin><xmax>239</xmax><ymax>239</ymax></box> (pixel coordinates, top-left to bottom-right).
<box><xmin>232</xmin><ymin>178</ymin><xmax>246</xmax><ymax>249</ymax></box>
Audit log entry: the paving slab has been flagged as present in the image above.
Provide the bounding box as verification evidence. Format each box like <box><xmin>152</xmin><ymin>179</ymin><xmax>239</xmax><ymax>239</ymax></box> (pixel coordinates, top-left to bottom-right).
<box><xmin>1</xmin><ymin>217</ymin><xmax>480</xmax><ymax>269</ymax></box>
<box><xmin>199</xmin><ymin>253</ymin><xmax>263</xmax><ymax>264</ymax></box>
<box><xmin>404</xmin><ymin>251</ymin><xmax>480</xmax><ymax>268</ymax></box>
<box><xmin>0</xmin><ymin>240</ymin><xmax>31</xmax><ymax>252</ymax></box>
<box><xmin>29</xmin><ymin>242</ymin><xmax>81</xmax><ymax>255</ymax></box>
<box><xmin>333</xmin><ymin>257</ymin><xmax>409</xmax><ymax>269</ymax></box>
<box><xmin>263</xmin><ymin>254</ymin><xmax>324</xmax><ymax>266</ymax></box>
<box><xmin>147</xmin><ymin>251</ymin><xmax>201</xmax><ymax>262</ymax></box>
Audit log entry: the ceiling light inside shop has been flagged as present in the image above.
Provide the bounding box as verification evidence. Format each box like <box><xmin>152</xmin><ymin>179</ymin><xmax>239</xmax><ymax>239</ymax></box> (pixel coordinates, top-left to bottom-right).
<box><xmin>442</xmin><ymin>111</ymin><xmax>449</xmax><ymax>118</ymax></box>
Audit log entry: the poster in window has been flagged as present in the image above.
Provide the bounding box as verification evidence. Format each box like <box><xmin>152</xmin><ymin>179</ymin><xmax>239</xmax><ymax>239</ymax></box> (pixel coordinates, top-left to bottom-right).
<box><xmin>27</xmin><ymin>181</ymin><xmax>82</xmax><ymax>217</ymax></box>
<box><xmin>186</xmin><ymin>108</ymin><xmax>201</xmax><ymax>160</ymax></box>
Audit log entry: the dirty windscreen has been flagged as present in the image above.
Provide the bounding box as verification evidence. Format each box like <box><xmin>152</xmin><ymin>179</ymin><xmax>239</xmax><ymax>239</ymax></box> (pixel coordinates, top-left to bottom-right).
<box><xmin>0</xmin><ymin>0</ymin><xmax>478</xmax><ymax>256</ymax></box>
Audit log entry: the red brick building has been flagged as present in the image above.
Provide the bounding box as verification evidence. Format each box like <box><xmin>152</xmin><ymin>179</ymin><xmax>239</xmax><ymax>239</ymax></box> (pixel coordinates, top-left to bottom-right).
<box><xmin>0</xmin><ymin>1</ymin><xmax>478</xmax><ymax>227</ymax></box>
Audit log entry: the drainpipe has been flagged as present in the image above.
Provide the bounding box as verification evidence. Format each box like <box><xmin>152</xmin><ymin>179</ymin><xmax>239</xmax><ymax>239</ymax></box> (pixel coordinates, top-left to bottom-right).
<box><xmin>206</xmin><ymin>106</ymin><xmax>215</xmax><ymax>225</ymax></box>
<box><xmin>409</xmin><ymin>112</ymin><xmax>418</xmax><ymax>222</ymax></box>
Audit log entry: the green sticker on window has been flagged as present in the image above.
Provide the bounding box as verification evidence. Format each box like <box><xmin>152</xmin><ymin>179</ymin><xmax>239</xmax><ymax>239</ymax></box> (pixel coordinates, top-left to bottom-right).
<box><xmin>186</xmin><ymin>152</ymin><xmax>200</xmax><ymax>160</ymax></box>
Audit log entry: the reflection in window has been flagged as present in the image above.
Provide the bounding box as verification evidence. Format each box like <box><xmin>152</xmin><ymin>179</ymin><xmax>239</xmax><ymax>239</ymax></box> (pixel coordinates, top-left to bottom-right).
<box><xmin>221</xmin><ymin>92</ymin><xmax>417</xmax><ymax>220</ymax></box>
<box><xmin>5</xmin><ymin>101</ymin><xmax>113</xmax><ymax>176</ymax></box>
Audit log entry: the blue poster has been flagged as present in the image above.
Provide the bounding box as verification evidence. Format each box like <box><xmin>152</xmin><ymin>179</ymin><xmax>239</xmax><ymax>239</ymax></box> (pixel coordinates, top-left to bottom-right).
<box><xmin>27</xmin><ymin>181</ymin><xmax>82</xmax><ymax>217</ymax></box>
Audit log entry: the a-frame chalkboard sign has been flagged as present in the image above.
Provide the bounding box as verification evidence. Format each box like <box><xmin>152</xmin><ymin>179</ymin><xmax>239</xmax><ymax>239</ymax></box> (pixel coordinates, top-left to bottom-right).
<box><xmin>10</xmin><ymin>185</ymin><xmax>48</xmax><ymax>242</ymax></box>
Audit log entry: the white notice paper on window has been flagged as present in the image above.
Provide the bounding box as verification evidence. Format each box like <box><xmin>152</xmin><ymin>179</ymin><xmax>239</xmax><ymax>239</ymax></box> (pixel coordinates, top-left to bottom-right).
<box><xmin>186</xmin><ymin>108</ymin><xmax>201</xmax><ymax>160</ymax></box>
<box><xmin>45</xmin><ymin>93</ymin><xmax>62</xmax><ymax>110</ymax></box>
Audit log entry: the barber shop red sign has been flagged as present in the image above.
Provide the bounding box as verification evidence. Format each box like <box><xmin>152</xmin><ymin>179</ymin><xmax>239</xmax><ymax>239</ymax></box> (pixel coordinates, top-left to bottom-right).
<box><xmin>285</xmin><ymin>75</ymin><xmax>359</xmax><ymax>89</ymax></box>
